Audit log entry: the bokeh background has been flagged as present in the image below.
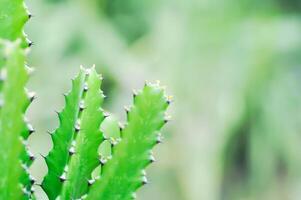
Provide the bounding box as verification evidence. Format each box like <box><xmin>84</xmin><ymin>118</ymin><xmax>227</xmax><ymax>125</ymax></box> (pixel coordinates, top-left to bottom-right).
<box><xmin>25</xmin><ymin>0</ymin><xmax>301</xmax><ymax>199</ymax></box>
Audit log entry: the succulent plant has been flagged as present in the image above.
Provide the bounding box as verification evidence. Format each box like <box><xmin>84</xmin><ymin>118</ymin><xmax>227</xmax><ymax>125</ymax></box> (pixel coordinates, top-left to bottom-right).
<box><xmin>42</xmin><ymin>67</ymin><xmax>171</xmax><ymax>199</ymax></box>
<box><xmin>0</xmin><ymin>1</ymin><xmax>172</xmax><ymax>199</ymax></box>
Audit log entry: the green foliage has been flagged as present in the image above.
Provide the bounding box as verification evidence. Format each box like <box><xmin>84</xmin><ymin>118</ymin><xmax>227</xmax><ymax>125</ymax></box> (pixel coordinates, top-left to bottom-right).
<box><xmin>100</xmin><ymin>0</ymin><xmax>155</xmax><ymax>43</ymax></box>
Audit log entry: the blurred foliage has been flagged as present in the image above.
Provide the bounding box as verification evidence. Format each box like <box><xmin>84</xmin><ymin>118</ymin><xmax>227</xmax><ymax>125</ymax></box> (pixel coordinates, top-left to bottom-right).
<box><xmin>26</xmin><ymin>0</ymin><xmax>301</xmax><ymax>199</ymax></box>
<box><xmin>99</xmin><ymin>0</ymin><xmax>155</xmax><ymax>43</ymax></box>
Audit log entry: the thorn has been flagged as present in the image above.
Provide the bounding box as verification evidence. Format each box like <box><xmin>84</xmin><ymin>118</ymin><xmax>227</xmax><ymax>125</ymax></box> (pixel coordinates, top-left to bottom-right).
<box><xmin>124</xmin><ymin>106</ymin><xmax>130</xmax><ymax>114</ymax></box>
<box><xmin>30</xmin><ymin>176</ymin><xmax>36</xmax><ymax>185</ymax></box>
<box><xmin>141</xmin><ymin>176</ymin><xmax>148</xmax><ymax>185</ymax></box>
<box><xmin>83</xmin><ymin>82</ymin><xmax>88</xmax><ymax>91</ymax></box>
<box><xmin>149</xmin><ymin>153</ymin><xmax>155</xmax><ymax>163</ymax></box>
<box><xmin>133</xmin><ymin>89</ymin><xmax>138</xmax><ymax>98</ymax></box>
<box><xmin>59</xmin><ymin>172</ymin><xmax>67</xmax><ymax>182</ymax></box>
<box><xmin>166</xmin><ymin>95</ymin><xmax>173</xmax><ymax>105</ymax></box>
<box><xmin>30</xmin><ymin>186</ymin><xmax>35</xmax><ymax>194</ymax></box>
<box><xmin>28</xmin><ymin>151</ymin><xmax>35</xmax><ymax>161</ymax></box>
<box><xmin>28</xmin><ymin>13</ymin><xmax>32</xmax><ymax>19</ymax></box>
<box><xmin>156</xmin><ymin>133</ymin><xmax>163</xmax><ymax>144</ymax></box>
<box><xmin>27</xmin><ymin>123</ymin><xmax>35</xmax><ymax>135</ymax></box>
<box><xmin>88</xmin><ymin>179</ymin><xmax>95</xmax><ymax>186</ymax></box>
<box><xmin>118</xmin><ymin>122</ymin><xmax>124</xmax><ymax>131</ymax></box>
<box><xmin>27</xmin><ymin>91</ymin><xmax>36</xmax><ymax>102</ymax></box>
<box><xmin>103</xmin><ymin>111</ymin><xmax>110</xmax><ymax>118</ymax></box>
<box><xmin>69</xmin><ymin>146</ymin><xmax>76</xmax><ymax>155</ymax></box>
<box><xmin>99</xmin><ymin>157</ymin><xmax>107</xmax><ymax>165</ymax></box>
<box><xmin>28</xmin><ymin>41</ymin><xmax>34</xmax><ymax>47</ymax></box>
<box><xmin>164</xmin><ymin>115</ymin><xmax>171</xmax><ymax>124</ymax></box>
<box><xmin>75</xmin><ymin>120</ymin><xmax>81</xmax><ymax>132</ymax></box>
<box><xmin>63</xmin><ymin>93</ymin><xmax>68</xmax><ymax>98</ymax></box>
<box><xmin>79</xmin><ymin>100</ymin><xmax>85</xmax><ymax>111</ymax></box>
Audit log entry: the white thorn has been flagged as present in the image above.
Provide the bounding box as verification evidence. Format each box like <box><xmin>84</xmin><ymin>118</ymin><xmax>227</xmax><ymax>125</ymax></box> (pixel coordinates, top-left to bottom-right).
<box><xmin>88</xmin><ymin>179</ymin><xmax>95</xmax><ymax>186</ymax></box>
<box><xmin>83</xmin><ymin>82</ymin><xmax>88</xmax><ymax>91</ymax></box>
<box><xmin>141</xmin><ymin>176</ymin><xmax>148</xmax><ymax>185</ymax></box>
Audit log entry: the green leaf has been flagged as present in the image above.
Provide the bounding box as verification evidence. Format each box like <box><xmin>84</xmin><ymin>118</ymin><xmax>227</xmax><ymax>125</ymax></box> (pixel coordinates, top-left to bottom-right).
<box><xmin>42</xmin><ymin>68</ymin><xmax>86</xmax><ymax>200</ymax></box>
<box><xmin>86</xmin><ymin>83</ymin><xmax>170</xmax><ymax>200</ymax></box>
<box><xmin>60</xmin><ymin>67</ymin><xmax>105</xmax><ymax>199</ymax></box>
<box><xmin>0</xmin><ymin>39</ymin><xmax>30</xmax><ymax>199</ymax></box>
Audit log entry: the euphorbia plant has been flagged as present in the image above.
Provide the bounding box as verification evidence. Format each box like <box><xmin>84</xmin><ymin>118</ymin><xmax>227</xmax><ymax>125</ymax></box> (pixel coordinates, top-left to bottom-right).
<box><xmin>0</xmin><ymin>1</ymin><xmax>172</xmax><ymax>200</ymax></box>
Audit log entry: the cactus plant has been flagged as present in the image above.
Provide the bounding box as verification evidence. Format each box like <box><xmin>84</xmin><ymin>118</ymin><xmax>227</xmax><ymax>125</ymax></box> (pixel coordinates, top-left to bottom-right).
<box><xmin>0</xmin><ymin>1</ymin><xmax>171</xmax><ymax>199</ymax></box>
<box><xmin>42</xmin><ymin>67</ymin><xmax>171</xmax><ymax>199</ymax></box>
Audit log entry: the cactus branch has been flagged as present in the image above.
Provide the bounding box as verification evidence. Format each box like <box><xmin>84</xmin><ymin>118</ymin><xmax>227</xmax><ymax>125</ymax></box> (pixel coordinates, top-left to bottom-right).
<box><xmin>0</xmin><ymin>39</ymin><xmax>31</xmax><ymax>199</ymax></box>
<box><xmin>59</xmin><ymin>67</ymin><xmax>105</xmax><ymax>199</ymax></box>
<box><xmin>86</xmin><ymin>83</ymin><xmax>170</xmax><ymax>200</ymax></box>
<box><xmin>42</xmin><ymin>68</ymin><xmax>87</xmax><ymax>200</ymax></box>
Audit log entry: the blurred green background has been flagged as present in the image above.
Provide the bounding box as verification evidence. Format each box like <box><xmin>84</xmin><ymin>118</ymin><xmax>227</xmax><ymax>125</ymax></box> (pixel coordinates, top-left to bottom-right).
<box><xmin>25</xmin><ymin>0</ymin><xmax>301</xmax><ymax>199</ymax></box>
